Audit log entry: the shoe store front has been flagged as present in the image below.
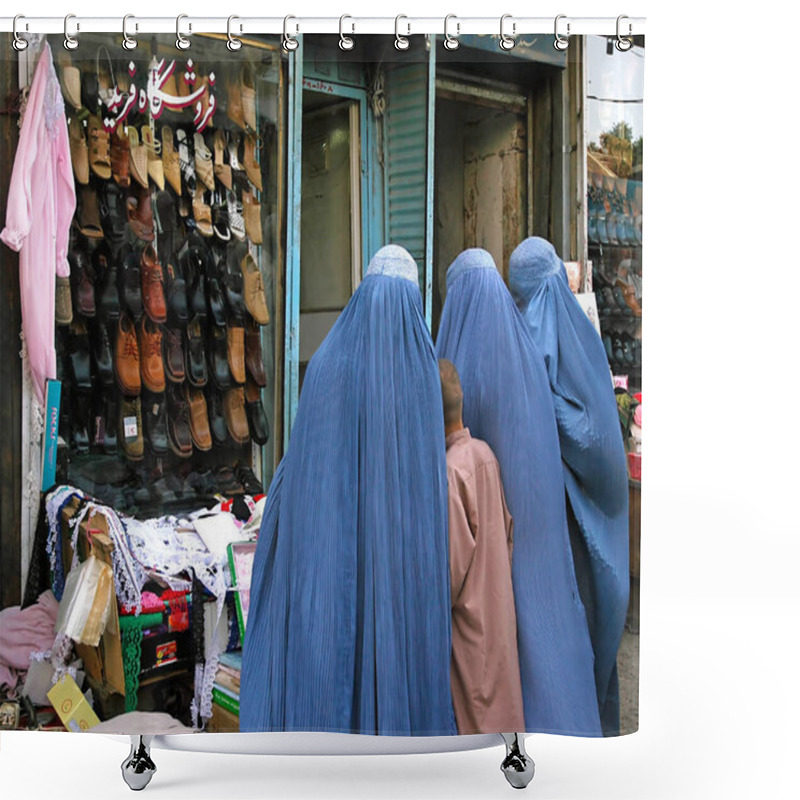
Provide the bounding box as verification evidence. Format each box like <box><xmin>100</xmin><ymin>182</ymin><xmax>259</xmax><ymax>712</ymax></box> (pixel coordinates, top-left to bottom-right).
<box><xmin>0</xmin><ymin>32</ymin><xmax>643</xmax><ymax>734</ymax></box>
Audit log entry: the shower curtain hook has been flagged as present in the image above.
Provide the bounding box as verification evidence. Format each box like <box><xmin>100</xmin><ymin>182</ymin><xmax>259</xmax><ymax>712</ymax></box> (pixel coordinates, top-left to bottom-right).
<box><xmin>122</xmin><ymin>15</ymin><xmax>138</xmax><ymax>51</ymax></box>
<box><xmin>394</xmin><ymin>15</ymin><xmax>410</xmax><ymax>50</ymax></box>
<box><xmin>499</xmin><ymin>14</ymin><xmax>516</xmax><ymax>50</ymax></box>
<box><xmin>64</xmin><ymin>14</ymin><xmax>79</xmax><ymax>51</ymax></box>
<box><xmin>554</xmin><ymin>14</ymin><xmax>570</xmax><ymax>51</ymax></box>
<box><xmin>283</xmin><ymin>15</ymin><xmax>299</xmax><ymax>52</ymax></box>
<box><xmin>12</xmin><ymin>15</ymin><xmax>29</xmax><ymax>51</ymax></box>
<box><xmin>339</xmin><ymin>15</ymin><xmax>355</xmax><ymax>51</ymax></box>
<box><xmin>615</xmin><ymin>15</ymin><xmax>633</xmax><ymax>51</ymax></box>
<box><xmin>227</xmin><ymin>15</ymin><xmax>242</xmax><ymax>51</ymax></box>
<box><xmin>443</xmin><ymin>14</ymin><xmax>460</xmax><ymax>51</ymax></box>
<box><xmin>176</xmin><ymin>14</ymin><xmax>191</xmax><ymax>50</ymax></box>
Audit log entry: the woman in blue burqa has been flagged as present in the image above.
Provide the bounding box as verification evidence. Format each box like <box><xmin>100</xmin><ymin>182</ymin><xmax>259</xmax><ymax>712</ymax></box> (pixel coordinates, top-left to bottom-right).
<box><xmin>508</xmin><ymin>237</ymin><xmax>629</xmax><ymax>736</ymax></box>
<box><xmin>240</xmin><ymin>245</ymin><xmax>456</xmax><ymax>736</ymax></box>
<box><xmin>435</xmin><ymin>247</ymin><xmax>601</xmax><ymax>736</ymax></box>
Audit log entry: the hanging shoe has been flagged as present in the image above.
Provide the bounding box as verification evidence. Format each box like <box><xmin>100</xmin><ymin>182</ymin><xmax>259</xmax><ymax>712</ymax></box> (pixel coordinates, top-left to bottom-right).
<box><xmin>185</xmin><ymin>315</ymin><xmax>208</xmax><ymax>388</ymax></box>
<box><xmin>161</xmin><ymin>126</ymin><xmax>182</xmax><ymax>196</ymax></box>
<box><xmin>194</xmin><ymin>132</ymin><xmax>215</xmax><ymax>192</ymax></box>
<box><xmin>91</xmin><ymin>319</ymin><xmax>114</xmax><ymax>387</ymax></box>
<box><xmin>192</xmin><ymin>191</ymin><xmax>214</xmax><ymax>238</ymax></box>
<box><xmin>77</xmin><ymin>186</ymin><xmax>104</xmax><ymax>240</ymax></box>
<box><xmin>186</xmin><ymin>385</ymin><xmax>213</xmax><ymax>452</ymax></box>
<box><xmin>213</xmin><ymin>130</ymin><xmax>232</xmax><ymax>190</ymax></box>
<box><xmin>141</xmin><ymin>243</ymin><xmax>168</xmax><ymax>324</ymax></box>
<box><xmin>228</xmin><ymin>132</ymin><xmax>250</xmax><ymax>192</ymax></box>
<box><xmin>240</xmin><ymin>253</ymin><xmax>269</xmax><ymax>325</ymax></box>
<box><xmin>166</xmin><ymin>384</ymin><xmax>194</xmax><ymax>459</ymax></box>
<box><xmin>176</xmin><ymin>128</ymin><xmax>197</xmax><ymax>197</ymax></box>
<box><xmin>94</xmin><ymin>242</ymin><xmax>120</xmax><ymax>321</ymax></box>
<box><xmin>162</xmin><ymin>326</ymin><xmax>186</xmax><ymax>383</ymax></box>
<box><xmin>126</xmin><ymin>184</ymin><xmax>155</xmax><ymax>242</ymax></box>
<box><xmin>245</xmin><ymin>319</ymin><xmax>267</xmax><ymax>386</ymax></box>
<box><xmin>226</xmin><ymin>73</ymin><xmax>246</xmax><ymax>130</ymax></box>
<box><xmin>141</xmin><ymin>125</ymin><xmax>165</xmax><ymax>191</ymax></box>
<box><xmin>223</xmin><ymin>387</ymin><xmax>249</xmax><ymax>444</ymax></box>
<box><xmin>206</xmin><ymin>388</ymin><xmax>228</xmax><ymax>445</ymax></box>
<box><xmin>208</xmin><ymin>325</ymin><xmax>233</xmax><ymax>389</ymax></box>
<box><xmin>127</xmin><ymin>126</ymin><xmax>150</xmax><ymax>190</ymax></box>
<box><xmin>211</xmin><ymin>190</ymin><xmax>231</xmax><ymax>242</ymax></box>
<box><xmin>119</xmin><ymin>395</ymin><xmax>145</xmax><ymax>461</ymax></box>
<box><xmin>138</xmin><ymin>316</ymin><xmax>166</xmax><ymax>393</ymax></box>
<box><xmin>242</xmin><ymin>133</ymin><xmax>263</xmax><ymax>192</ymax></box>
<box><xmin>227</xmin><ymin>188</ymin><xmax>246</xmax><ymax>242</ymax></box>
<box><xmin>59</xmin><ymin>54</ymin><xmax>82</xmax><ymax>110</ymax></box>
<box><xmin>115</xmin><ymin>313</ymin><xmax>142</xmax><ymax>396</ymax></box>
<box><xmin>242</xmin><ymin>190</ymin><xmax>262</xmax><ymax>244</ymax></box>
<box><xmin>119</xmin><ymin>244</ymin><xmax>143</xmax><ymax>321</ymax></box>
<box><xmin>87</xmin><ymin>115</ymin><xmax>111</xmax><ymax>180</ymax></box>
<box><xmin>163</xmin><ymin>251</ymin><xmax>189</xmax><ymax>325</ymax></box>
<box><xmin>241</xmin><ymin>63</ymin><xmax>257</xmax><ymax>132</ymax></box>
<box><xmin>99</xmin><ymin>183</ymin><xmax>127</xmax><ymax>254</ymax></box>
<box><xmin>142</xmin><ymin>391</ymin><xmax>169</xmax><ymax>456</ymax></box>
<box><xmin>68</xmin><ymin>116</ymin><xmax>89</xmax><ymax>186</ymax></box>
<box><xmin>245</xmin><ymin>378</ymin><xmax>269</xmax><ymax>445</ymax></box>
<box><xmin>55</xmin><ymin>277</ymin><xmax>74</xmax><ymax>326</ymax></box>
<box><xmin>110</xmin><ymin>127</ymin><xmax>131</xmax><ymax>188</ymax></box>
<box><xmin>227</xmin><ymin>324</ymin><xmax>245</xmax><ymax>384</ymax></box>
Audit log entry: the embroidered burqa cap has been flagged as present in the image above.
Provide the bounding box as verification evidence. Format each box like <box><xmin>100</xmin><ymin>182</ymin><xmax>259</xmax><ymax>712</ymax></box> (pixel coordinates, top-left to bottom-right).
<box><xmin>509</xmin><ymin>236</ymin><xmax>629</xmax><ymax>735</ymax></box>
<box><xmin>241</xmin><ymin>245</ymin><xmax>455</xmax><ymax>736</ymax></box>
<box><xmin>435</xmin><ymin>248</ymin><xmax>601</xmax><ymax>735</ymax></box>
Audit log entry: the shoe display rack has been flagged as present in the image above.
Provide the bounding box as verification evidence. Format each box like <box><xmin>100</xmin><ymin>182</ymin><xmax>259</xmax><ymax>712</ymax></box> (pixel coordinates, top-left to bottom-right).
<box><xmin>53</xmin><ymin>38</ymin><xmax>279</xmax><ymax>515</ymax></box>
<box><xmin>587</xmin><ymin>172</ymin><xmax>642</xmax><ymax>391</ymax></box>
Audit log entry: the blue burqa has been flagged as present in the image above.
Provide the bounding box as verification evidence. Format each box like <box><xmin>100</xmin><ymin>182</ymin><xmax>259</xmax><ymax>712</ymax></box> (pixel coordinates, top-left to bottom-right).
<box><xmin>435</xmin><ymin>249</ymin><xmax>601</xmax><ymax>736</ymax></box>
<box><xmin>508</xmin><ymin>237</ymin><xmax>629</xmax><ymax>736</ymax></box>
<box><xmin>240</xmin><ymin>245</ymin><xmax>456</xmax><ymax>736</ymax></box>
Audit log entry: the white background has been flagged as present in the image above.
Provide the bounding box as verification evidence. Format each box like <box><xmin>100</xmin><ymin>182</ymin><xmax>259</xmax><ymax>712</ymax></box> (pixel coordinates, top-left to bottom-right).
<box><xmin>2</xmin><ymin>1</ymin><xmax>799</xmax><ymax>798</ymax></box>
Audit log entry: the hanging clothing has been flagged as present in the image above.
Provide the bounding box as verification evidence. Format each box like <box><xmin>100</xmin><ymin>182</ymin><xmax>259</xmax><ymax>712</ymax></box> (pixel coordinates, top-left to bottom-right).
<box><xmin>1</xmin><ymin>42</ymin><xmax>75</xmax><ymax>407</ymax></box>
<box><xmin>240</xmin><ymin>245</ymin><xmax>456</xmax><ymax>736</ymax></box>
<box><xmin>445</xmin><ymin>427</ymin><xmax>525</xmax><ymax>735</ymax></box>
<box><xmin>436</xmin><ymin>248</ymin><xmax>601</xmax><ymax>736</ymax></box>
<box><xmin>508</xmin><ymin>236</ymin><xmax>629</xmax><ymax>735</ymax></box>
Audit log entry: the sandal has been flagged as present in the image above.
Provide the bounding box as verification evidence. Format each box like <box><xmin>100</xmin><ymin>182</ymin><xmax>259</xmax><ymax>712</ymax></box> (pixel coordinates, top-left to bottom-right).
<box><xmin>161</xmin><ymin>126</ymin><xmax>182</xmax><ymax>196</ymax></box>
<box><xmin>194</xmin><ymin>132</ymin><xmax>215</xmax><ymax>192</ymax></box>
<box><xmin>242</xmin><ymin>134</ymin><xmax>263</xmax><ymax>191</ymax></box>
<box><xmin>96</xmin><ymin>46</ymin><xmax>117</xmax><ymax>111</ymax></box>
<box><xmin>213</xmin><ymin>130</ymin><xmax>232</xmax><ymax>190</ymax></box>
<box><xmin>127</xmin><ymin>126</ymin><xmax>150</xmax><ymax>190</ymax></box>
<box><xmin>77</xmin><ymin>186</ymin><xmax>105</xmax><ymax>239</ymax></box>
<box><xmin>228</xmin><ymin>132</ymin><xmax>250</xmax><ymax>192</ymax></box>
<box><xmin>242</xmin><ymin>190</ymin><xmax>262</xmax><ymax>245</ymax></box>
<box><xmin>68</xmin><ymin>116</ymin><xmax>89</xmax><ymax>186</ymax></box>
<box><xmin>176</xmin><ymin>128</ymin><xmax>197</xmax><ymax>197</ymax></box>
<box><xmin>87</xmin><ymin>114</ymin><xmax>111</xmax><ymax>180</ymax></box>
<box><xmin>141</xmin><ymin>125</ymin><xmax>165</xmax><ymax>191</ymax></box>
<box><xmin>211</xmin><ymin>190</ymin><xmax>231</xmax><ymax>242</ymax></box>
<box><xmin>192</xmin><ymin>191</ymin><xmax>214</xmax><ymax>238</ymax></box>
<box><xmin>110</xmin><ymin>127</ymin><xmax>131</xmax><ymax>188</ymax></box>
<box><xmin>226</xmin><ymin>189</ymin><xmax>246</xmax><ymax>242</ymax></box>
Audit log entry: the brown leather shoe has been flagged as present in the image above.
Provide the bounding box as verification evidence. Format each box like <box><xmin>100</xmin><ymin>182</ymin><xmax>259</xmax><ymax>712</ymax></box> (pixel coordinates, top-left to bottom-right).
<box><xmin>115</xmin><ymin>314</ymin><xmax>141</xmax><ymax>395</ymax></box>
<box><xmin>128</xmin><ymin>126</ymin><xmax>150</xmax><ymax>190</ymax></box>
<box><xmin>141</xmin><ymin>243</ymin><xmax>167</xmax><ymax>323</ymax></box>
<box><xmin>161</xmin><ymin>126</ymin><xmax>182</xmax><ymax>196</ymax></box>
<box><xmin>68</xmin><ymin>116</ymin><xmax>89</xmax><ymax>186</ymax></box>
<box><xmin>55</xmin><ymin>277</ymin><xmax>73</xmax><ymax>326</ymax></box>
<box><xmin>78</xmin><ymin>185</ymin><xmax>104</xmax><ymax>239</ymax></box>
<box><xmin>244</xmin><ymin>321</ymin><xmax>267</xmax><ymax>386</ymax></box>
<box><xmin>242</xmin><ymin>134</ymin><xmax>262</xmax><ymax>192</ymax></box>
<box><xmin>185</xmin><ymin>385</ymin><xmax>213</xmax><ymax>451</ymax></box>
<box><xmin>227</xmin><ymin>324</ymin><xmax>246</xmax><ymax>384</ymax></box>
<box><xmin>223</xmin><ymin>387</ymin><xmax>250</xmax><ymax>444</ymax></box>
<box><xmin>240</xmin><ymin>253</ymin><xmax>269</xmax><ymax>325</ymax></box>
<box><xmin>616</xmin><ymin>279</ymin><xmax>642</xmax><ymax>317</ymax></box>
<box><xmin>110</xmin><ymin>128</ymin><xmax>131</xmax><ymax>188</ymax></box>
<box><xmin>118</xmin><ymin>395</ymin><xmax>144</xmax><ymax>461</ymax></box>
<box><xmin>127</xmin><ymin>185</ymin><xmax>155</xmax><ymax>242</ymax></box>
<box><xmin>87</xmin><ymin>114</ymin><xmax>111</xmax><ymax>180</ymax></box>
<box><xmin>166</xmin><ymin>384</ymin><xmax>193</xmax><ymax>458</ymax></box>
<box><xmin>242</xmin><ymin>190</ymin><xmax>262</xmax><ymax>245</ymax></box>
<box><xmin>226</xmin><ymin>75</ymin><xmax>246</xmax><ymax>130</ymax></box>
<box><xmin>163</xmin><ymin>327</ymin><xmax>186</xmax><ymax>383</ymax></box>
<box><xmin>137</xmin><ymin>316</ymin><xmax>166</xmax><ymax>393</ymax></box>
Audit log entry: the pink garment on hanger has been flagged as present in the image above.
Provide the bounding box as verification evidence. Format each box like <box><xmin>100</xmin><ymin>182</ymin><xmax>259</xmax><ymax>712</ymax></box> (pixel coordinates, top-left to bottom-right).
<box><xmin>1</xmin><ymin>42</ymin><xmax>76</xmax><ymax>406</ymax></box>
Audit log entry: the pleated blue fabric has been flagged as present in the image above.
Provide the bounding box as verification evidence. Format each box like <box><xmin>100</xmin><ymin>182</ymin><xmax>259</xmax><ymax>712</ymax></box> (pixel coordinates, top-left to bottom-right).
<box><xmin>435</xmin><ymin>249</ymin><xmax>601</xmax><ymax>736</ymax></box>
<box><xmin>240</xmin><ymin>245</ymin><xmax>456</xmax><ymax>736</ymax></box>
<box><xmin>508</xmin><ymin>237</ymin><xmax>629</xmax><ymax>735</ymax></box>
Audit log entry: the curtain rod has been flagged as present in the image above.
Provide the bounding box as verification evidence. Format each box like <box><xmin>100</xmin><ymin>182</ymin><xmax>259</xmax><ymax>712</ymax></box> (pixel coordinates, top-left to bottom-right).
<box><xmin>1</xmin><ymin>15</ymin><xmax>646</xmax><ymax>38</ymax></box>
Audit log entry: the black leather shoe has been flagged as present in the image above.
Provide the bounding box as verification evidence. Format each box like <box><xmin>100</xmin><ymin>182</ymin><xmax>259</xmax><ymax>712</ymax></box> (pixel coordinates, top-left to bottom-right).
<box><xmin>207</xmin><ymin>271</ymin><xmax>227</xmax><ymax>327</ymax></box>
<box><xmin>104</xmin><ymin>394</ymin><xmax>118</xmax><ymax>454</ymax></box>
<box><xmin>206</xmin><ymin>387</ymin><xmax>228</xmax><ymax>445</ymax></box>
<box><xmin>208</xmin><ymin>325</ymin><xmax>232</xmax><ymax>390</ymax></box>
<box><xmin>142</xmin><ymin>391</ymin><xmax>169</xmax><ymax>455</ymax></box>
<box><xmin>185</xmin><ymin>315</ymin><xmax>208</xmax><ymax>387</ymax></box>
<box><xmin>236</xmin><ymin>465</ymin><xmax>263</xmax><ymax>495</ymax></box>
<box><xmin>179</xmin><ymin>234</ymin><xmax>209</xmax><ymax>323</ymax></box>
<box><xmin>245</xmin><ymin>379</ymin><xmax>269</xmax><ymax>445</ymax></box>
<box><xmin>222</xmin><ymin>242</ymin><xmax>246</xmax><ymax>323</ymax></box>
<box><xmin>68</xmin><ymin>321</ymin><xmax>92</xmax><ymax>389</ymax></box>
<box><xmin>99</xmin><ymin>182</ymin><xmax>127</xmax><ymax>254</ymax></box>
<box><xmin>69</xmin><ymin>245</ymin><xmax>96</xmax><ymax>318</ymax></box>
<box><xmin>119</xmin><ymin>244</ymin><xmax>143</xmax><ymax>321</ymax></box>
<box><xmin>164</xmin><ymin>251</ymin><xmax>189</xmax><ymax>324</ymax></box>
<box><xmin>95</xmin><ymin>244</ymin><xmax>120</xmax><ymax>322</ymax></box>
<box><xmin>72</xmin><ymin>397</ymin><xmax>90</xmax><ymax>454</ymax></box>
<box><xmin>91</xmin><ymin>320</ymin><xmax>114</xmax><ymax>387</ymax></box>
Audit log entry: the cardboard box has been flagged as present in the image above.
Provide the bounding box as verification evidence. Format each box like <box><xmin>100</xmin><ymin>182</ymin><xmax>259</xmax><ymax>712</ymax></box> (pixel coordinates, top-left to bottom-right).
<box><xmin>47</xmin><ymin>674</ymin><xmax>100</xmax><ymax>732</ymax></box>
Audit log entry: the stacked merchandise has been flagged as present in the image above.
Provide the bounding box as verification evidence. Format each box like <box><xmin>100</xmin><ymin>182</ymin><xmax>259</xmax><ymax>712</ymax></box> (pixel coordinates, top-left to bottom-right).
<box><xmin>587</xmin><ymin>173</ymin><xmax>642</xmax><ymax>384</ymax></box>
<box><xmin>209</xmin><ymin>650</ymin><xmax>241</xmax><ymax>732</ymax></box>
<box><xmin>54</xmin><ymin>44</ymin><xmax>271</xmax><ymax>515</ymax></box>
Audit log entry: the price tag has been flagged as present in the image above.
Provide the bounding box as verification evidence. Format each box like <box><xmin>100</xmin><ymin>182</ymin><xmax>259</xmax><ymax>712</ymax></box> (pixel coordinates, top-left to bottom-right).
<box><xmin>123</xmin><ymin>416</ymin><xmax>138</xmax><ymax>439</ymax></box>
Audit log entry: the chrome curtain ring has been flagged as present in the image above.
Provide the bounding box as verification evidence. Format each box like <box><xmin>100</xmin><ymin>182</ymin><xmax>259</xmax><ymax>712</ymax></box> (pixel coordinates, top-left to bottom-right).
<box><xmin>616</xmin><ymin>15</ymin><xmax>633</xmax><ymax>51</ymax></box>
<box><xmin>499</xmin><ymin>14</ymin><xmax>515</xmax><ymax>50</ymax></box>
<box><xmin>339</xmin><ymin>15</ymin><xmax>355</xmax><ymax>51</ymax></box>
<box><xmin>227</xmin><ymin>15</ymin><xmax>242</xmax><ymax>51</ymax></box>
<box><xmin>176</xmin><ymin>14</ymin><xmax>191</xmax><ymax>50</ymax></box>
<box><xmin>64</xmin><ymin>14</ymin><xmax>79</xmax><ymax>51</ymax></box>
<box><xmin>394</xmin><ymin>15</ymin><xmax>410</xmax><ymax>51</ymax></box>
<box><xmin>122</xmin><ymin>15</ymin><xmax>138</xmax><ymax>51</ymax></box>
<box><xmin>554</xmin><ymin>14</ymin><xmax>570</xmax><ymax>51</ymax></box>
<box><xmin>444</xmin><ymin>14</ymin><xmax>460</xmax><ymax>51</ymax></box>
<box><xmin>283</xmin><ymin>15</ymin><xmax>299</xmax><ymax>52</ymax></box>
<box><xmin>12</xmin><ymin>14</ymin><xmax>29</xmax><ymax>51</ymax></box>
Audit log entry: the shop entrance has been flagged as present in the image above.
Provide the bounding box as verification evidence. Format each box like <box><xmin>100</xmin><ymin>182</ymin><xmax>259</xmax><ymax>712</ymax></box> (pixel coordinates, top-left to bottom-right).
<box><xmin>299</xmin><ymin>92</ymin><xmax>362</xmax><ymax>387</ymax></box>
<box><xmin>433</xmin><ymin>79</ymin><xmax>529</xmax><ymax>333</ymax></box>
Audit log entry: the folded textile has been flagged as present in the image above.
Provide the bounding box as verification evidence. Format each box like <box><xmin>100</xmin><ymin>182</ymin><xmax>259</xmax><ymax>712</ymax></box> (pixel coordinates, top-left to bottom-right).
<box><xmin>0</xmin><ymin>590</ymin><xmax>59</xmax><ymax>697</ymax></box>
<box><xmin>89</xmin><ymin>710</ymin><xmax>196</xmax><ymax>734</ymax></box>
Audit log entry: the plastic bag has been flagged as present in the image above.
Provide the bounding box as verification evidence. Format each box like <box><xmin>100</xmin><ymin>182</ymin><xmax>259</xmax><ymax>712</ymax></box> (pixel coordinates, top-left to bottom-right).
<box><xmin>55</xmin><ymin>555</ymin><xmax>114</xmax><ymax>647</ymax></box>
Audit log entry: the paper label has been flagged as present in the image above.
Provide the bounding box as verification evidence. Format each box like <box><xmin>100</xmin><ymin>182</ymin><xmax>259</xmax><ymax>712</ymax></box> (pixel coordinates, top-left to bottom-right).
<box><xmin>155</xmin><ymin>641</ymin><xmax>178</xmax><ymax>667</ymax></box>
<box><xmin>41</xmin><ymin>380</ymin><xmax>61</xmax><ymax>492</ymax></box>
<box><xmin>613</xmin><ymin>375</ymin><xmax>629</xmax><ymax>390</ymax></box>
<box><xmin>123</xmin><ymin>416</ymin><xmax>138</xmax><ymax>439</ymax></box>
